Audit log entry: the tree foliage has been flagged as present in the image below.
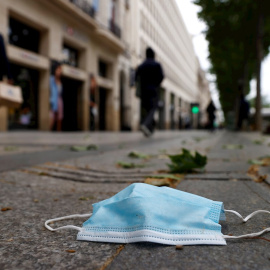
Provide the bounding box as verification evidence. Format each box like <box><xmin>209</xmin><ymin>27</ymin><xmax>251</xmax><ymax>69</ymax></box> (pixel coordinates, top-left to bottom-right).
<box><xmin>193</xmin><ymin>0</ymin><xmax>270</xmax><ymax>119</ymax></box>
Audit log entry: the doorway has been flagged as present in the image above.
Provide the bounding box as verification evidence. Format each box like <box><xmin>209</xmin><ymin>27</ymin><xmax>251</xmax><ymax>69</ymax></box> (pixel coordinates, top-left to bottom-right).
<box><xmin>8</xmin><ymin>63</ymin><xmax>39</xmax><ymax>130</ymax></box>
<box><xmin>62</xmin><ymin>77</ymin><xmax>82</xmax><ymax>131</ymax></box>
<box><xmin>170</xmin><ymin>93</ymin><xmax>175</xmax><ymax>130</ymax></box>
<box><xmin>98</xmin><ymin>87</ymin><xmax>107</xmax><ymax>131</ymax></box>
<box><xmin>158</xmin><ymin>88</ymin><xmax>165</xmax><ymax>130</ymax></box>
<box><xmin>120</xmin><ymin>71</ymin><xmax>131</xmax><ymax>131</ymax></box>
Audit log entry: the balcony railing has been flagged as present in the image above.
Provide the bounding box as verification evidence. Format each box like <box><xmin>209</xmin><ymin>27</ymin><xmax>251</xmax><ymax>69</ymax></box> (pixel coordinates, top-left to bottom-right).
<box><xmin>108</xmin><ymin>19</ymin><xmax>121</xmax><ymax>39</ymax></box>
<box><xmin>69</xmin><ymin>0</ymin><xmax>96</xmax><ymax>18</ymax></box>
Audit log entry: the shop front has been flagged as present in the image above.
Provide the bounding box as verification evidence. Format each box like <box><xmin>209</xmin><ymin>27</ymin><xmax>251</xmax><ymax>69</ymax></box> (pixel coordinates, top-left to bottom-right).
<box><xmin>61</xmin><ymin>65</ymin><xmax>87</xmax><ymax>131</ymax></box>
<box><xmin>6</xmin><ymin>14</ymin><xmax>50</xmax><ymax>130</ymax></box>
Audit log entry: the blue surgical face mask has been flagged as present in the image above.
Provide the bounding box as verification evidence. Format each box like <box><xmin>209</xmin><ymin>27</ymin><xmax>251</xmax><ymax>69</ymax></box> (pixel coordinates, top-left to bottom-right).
<box><xmin>45</xmin><ymin>183</ymin><xmax>270</xmax><ymax>246</ymax></box>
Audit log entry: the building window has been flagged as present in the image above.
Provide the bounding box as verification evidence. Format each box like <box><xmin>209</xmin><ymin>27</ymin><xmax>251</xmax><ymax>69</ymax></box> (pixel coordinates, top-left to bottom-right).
<box><xmin>125</xmin><ymin>0</ymin><xmax>130</xmax><ymax>10</ymax></box>
<box><xmin>62</xmin><ymin>44</ymin><xmax>79</xmax><ymax>67</ymax></box>
<box><xmin>9</xmin><ymin>17</ymin><xmax>40</xmax><ymax>53</ymax></box>
<box><xmin>98</xmin><ymin>60</ymin><xmax>108</xmax><ymax>78</ymax></box>
<box><xmin>92</xmin><ymin>0</ymin><xmax>99</xmax><ymax>12</ymax></box>
<box><xmin>69</xmin><ymin>0</ymin><xmax>96</xmax><ymax>18</ymax></box>
<box><xmin>108</xmin><ymin>0</ymin><xmax>121</xmax><ymax>38</ymax></box>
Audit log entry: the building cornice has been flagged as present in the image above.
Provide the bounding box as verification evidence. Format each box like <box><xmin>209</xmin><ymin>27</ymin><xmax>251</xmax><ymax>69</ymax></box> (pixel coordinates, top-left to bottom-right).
<box><xmin>38</xmin><ymin>0</ymin><xmax>125</xmax><ymax>53</ymax></box>
<box><xmin>94</xmin><ymin>28</ymin><xmax>125</xmax><ymax>53</ymax></box>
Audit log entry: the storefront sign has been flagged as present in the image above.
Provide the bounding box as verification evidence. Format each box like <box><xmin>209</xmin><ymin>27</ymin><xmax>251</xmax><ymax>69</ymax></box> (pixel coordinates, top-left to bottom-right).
<box><xmin>20</xmin><ymin>52</ymin><xmax>39</xmax><ymax>63</ymax></box>
<box><xmin>62</xmin><ymin>65</ymin><xmax>86</xmax><ymax>81</ymax></box>
<box><xmin>7</xmin><ymin>45</ymin><xmax>49</xmax><ymax>70</ymax></box>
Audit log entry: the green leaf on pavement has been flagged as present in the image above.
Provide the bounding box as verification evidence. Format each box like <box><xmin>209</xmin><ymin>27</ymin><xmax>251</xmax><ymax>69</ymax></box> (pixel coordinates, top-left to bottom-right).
<box><xmin>248</xmin><ymin>157</ymin><xmax>270</xmax><ymax>166</ymax></box>
<box><xmin>167</xmin><ymin>148</ymin><xmax>207</xmax><ymax>173</ymax></box>
<box><xmin>128</xmin><ymin>151</ymin><xmax>149</xmax><ymax>159</ymax></box>
<box><xmin>79</xmin><ymin>196</ymin><xmax>95</xmax><ymax>201</ymax></box>
<box><xmin>4</xmin><ymin>146</ymin><xmax>18</xmax><ymax>151</ymax></box>
<box><xmin>87</xmin><ymin>144</ymin><xmax>98</xmax><ymax>150</ymax></box>
<box><xmin>253</xmin><ymin>140</ymin><xmax>263</xmax><ymax>145</ymax></box>
<box><xmin>222</xmin><ymin>144</ymin><xmax>243</xmax><ymax>150</ymax></box>
<box><xmin>70</xmin><ymin>144</ymin><xmax>98</xmax><ymax>152</ymax></box>
<box><xmin>193</xmin><ymin>137</ymin><xmax>205</xmax><ymax>142</ymax></box>
<box><xmin>248</xmin><ymin>159</ymin><xmax>265</xmax><ymax>165</ymax></box>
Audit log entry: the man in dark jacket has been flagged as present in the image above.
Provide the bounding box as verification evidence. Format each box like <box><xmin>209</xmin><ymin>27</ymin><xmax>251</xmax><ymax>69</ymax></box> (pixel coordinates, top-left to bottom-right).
<box><xmin>0</xmin><ymin>33</ymin><xmax>12</xmax><ymax>82</ymax></box>
<box><xmin>135</xmin><ymin>47</ymin><xmax>164</xmax><ymax>136</ymax></box>
<box><xmin>206</xmin><ymin>100</ymin><xmax>216</xmax><ymax>131</ymax></box>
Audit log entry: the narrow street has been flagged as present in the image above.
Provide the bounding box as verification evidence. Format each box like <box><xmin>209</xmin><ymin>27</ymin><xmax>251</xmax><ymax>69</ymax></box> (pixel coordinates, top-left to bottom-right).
<box><xmin>0</xmin><ymin>130</ymin><xmax>270</xmax><ymax>269</ymax></box>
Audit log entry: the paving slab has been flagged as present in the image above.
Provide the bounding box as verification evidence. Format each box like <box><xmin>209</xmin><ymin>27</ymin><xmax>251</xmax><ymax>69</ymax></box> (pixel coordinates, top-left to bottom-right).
<box><xmin>107</xmin><ymin>180</ymin><xmax>270</xmax><ymax>270</ymax></box>
<box><xmin>0</xmin><ymin>171</ymin><xmax>130</xmax><ymax>270</ymax></box>
<box><xmin>1</xmin><ymin>131</ymin><xmax>270</xmax><ymax>270</ymax></box>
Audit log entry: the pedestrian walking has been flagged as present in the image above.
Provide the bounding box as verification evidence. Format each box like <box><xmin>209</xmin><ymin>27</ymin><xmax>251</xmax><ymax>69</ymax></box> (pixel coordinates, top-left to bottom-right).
<box><xmin>0</xmin><ymin>33</ymin><xmax>12</xmax><ymax>83</ymax></box>
<box><xmin>50</xmin><ymin>61</ymin><xmax>63</xmax><ymax>131</ymax></box>
<box><xmin>237</xmin><ymin>94</ymin><xmax>250</xmax><ymax>130</ymax></box>
<box><xmin>135</xmin><ymin>47</ymin><xmax>164</xmax><ymax>137</ymax></box>
<box><xmin>206</xmin><ymin>100</ymin><xmax>216</xmax><ymax>131</ymax></box>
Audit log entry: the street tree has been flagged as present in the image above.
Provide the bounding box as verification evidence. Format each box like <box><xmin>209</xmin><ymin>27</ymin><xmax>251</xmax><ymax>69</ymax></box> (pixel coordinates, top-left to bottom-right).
<box><xmin>193</xmin><ymin>0</ymin><xmax>270</xmax><ymax>130</ymax></box>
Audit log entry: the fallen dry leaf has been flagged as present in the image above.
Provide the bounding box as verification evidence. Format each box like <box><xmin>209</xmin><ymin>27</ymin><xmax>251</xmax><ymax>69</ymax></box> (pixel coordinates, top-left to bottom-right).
<box><xmin>247</xmin><ymin>165</ymin><xmax>267</xmax><ymax>183</ymax></box>
<box><xmin>175</xmin><ymin>245</ymin><xmax>184</xmax><ymax>250</ymax></box>
<box><xmin>247</xmin><ymin>165</ymin><xmax>259</xmax><ymax>175</ymax></box>
<box><xmin>66</xmin><ymin>250</ymin><xmax>76</xmax><ymax>253</ymax></box>
<box><xmin>33</xmin><ymin>199</ymin><xmax>39</xmax><ymax>203</ymax></box>
<box><xmin>1</xmin><ymin>207</ymin><xmax>12</xmax><ymax>211</ymax></box>
<box><xmin>144</xmin><ymin>175</ymin><xmax>184</xmax><ymax>188</ymax></box>
<box><xmin>261</xmin><ymin>157</ymin><xmax>270</xmax><ymax>166</ymax></box>
<box><xmin>7</xmin><ymin>239</ymin><xmax>13</xmax><ymax>242</ymax></box>
<box><xmin>255</xmin><ymin>175</ymin><xmax>267</xmax><ymax>183</ymax></box>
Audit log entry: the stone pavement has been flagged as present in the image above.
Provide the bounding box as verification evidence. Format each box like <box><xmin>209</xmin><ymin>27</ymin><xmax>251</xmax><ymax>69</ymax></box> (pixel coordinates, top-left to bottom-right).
<box><xmin>0</xmin><ymin>130</ymin><xmax>270</xmax><ymax>270</ymax></box>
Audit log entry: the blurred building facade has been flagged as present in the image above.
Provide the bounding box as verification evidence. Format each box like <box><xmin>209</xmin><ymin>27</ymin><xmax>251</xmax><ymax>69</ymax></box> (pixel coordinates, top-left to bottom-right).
<box><xmin>129</xmin><ymin>0</ymin><xmax>211</xmax><ymax>130</ymax></box>
<box><xmin>0</xmin><ymin>0</ymin><xmax>210</xmax><ymax>131</ymax></box>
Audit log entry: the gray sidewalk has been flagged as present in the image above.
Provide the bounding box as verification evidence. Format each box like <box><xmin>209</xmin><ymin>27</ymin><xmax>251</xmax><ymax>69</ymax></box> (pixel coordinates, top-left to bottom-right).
<box><xmin>0</xmin><ymin>131</ymin><xmax>270</xmax><ymax>270</ymax></box>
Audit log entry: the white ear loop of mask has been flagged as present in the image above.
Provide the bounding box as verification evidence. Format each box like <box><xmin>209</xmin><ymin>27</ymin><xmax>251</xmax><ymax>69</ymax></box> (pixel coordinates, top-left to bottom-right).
<box><xmin>223</xmin><ymin>209</ymin><xmax>270</xmax><ymax>239</ymax></box>
<box><xmin>45</xmin><ymin>213</ymin><xmax>92</xmax><ymax>232</ymax></box>
<box><xmin>44</xmin><ymin>210</ymin><xmax>270</xmax><ymax>240</ymax></box>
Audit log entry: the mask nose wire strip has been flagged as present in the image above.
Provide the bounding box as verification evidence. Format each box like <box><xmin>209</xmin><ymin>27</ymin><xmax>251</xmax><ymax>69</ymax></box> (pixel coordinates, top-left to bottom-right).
<box><xmin>45</xmin><ymin>213</ymin><xmax>92</xmax><ymax>232</ymax></box>
<box><xmin>223</xmin><ymin>209</ymin><xmax>270</xmax><ymax>239</ymax></box>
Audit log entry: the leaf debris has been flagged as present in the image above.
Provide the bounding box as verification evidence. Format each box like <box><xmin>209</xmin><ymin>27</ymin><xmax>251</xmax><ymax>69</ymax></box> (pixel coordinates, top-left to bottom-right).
<box><xmin>145</xmin><ymin>174</ymin><xmax>184</xmax><ymax>188</ymax></box>
<box><xmin>247</xmin><ymin>165</ymin><xmax>267</xmax><ymax>183</ymax></box>
<box><xmin>167</xmin><ymin>149</ymin><xmax>207</xmax><ymax>173</ymax></box>
<box><xmin>222</xmin><ymin>144</ymin><xmax>243</xmax><ymax>150</ymax></box>
<box><xmin>70</xmin><ymin>144</ymin><xmax>98</xmax><ymax>152</ymax></box>
<box><xmin>117</xmin><ymin>162</ymin><xmax>146</xmax><ymax>169</ymax></box>
<box><xmin>128</xmin><ymin>151</ymin><xmax>150</xmax><ymax>159</ymax></box>
<box><xmin>1</xmin><ymin>207</ymin><xmax>12</xmax><ymax>211</ymax></box>
<box><xmin>66</xmin><ymin>250</ymin><xmax>76</xmax><ymax>253</ymax></box>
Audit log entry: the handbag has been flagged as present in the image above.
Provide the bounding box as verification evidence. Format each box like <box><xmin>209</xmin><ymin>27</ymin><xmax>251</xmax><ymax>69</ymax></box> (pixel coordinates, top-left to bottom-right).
<box><xmin>0</xmin><ymin>82</ymin><xmax>23</xmax><ymax>108</ymax></box>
